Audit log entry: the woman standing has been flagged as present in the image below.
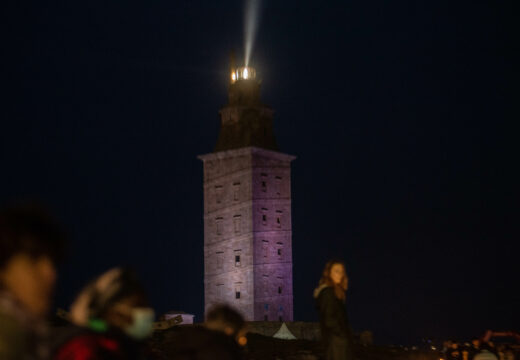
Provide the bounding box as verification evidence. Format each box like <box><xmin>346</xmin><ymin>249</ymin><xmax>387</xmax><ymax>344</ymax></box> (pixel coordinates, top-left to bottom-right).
<box><xmin>314</xmin><ymin>260</ymin><xmax>354</xmax><ymax>360</ymax></box>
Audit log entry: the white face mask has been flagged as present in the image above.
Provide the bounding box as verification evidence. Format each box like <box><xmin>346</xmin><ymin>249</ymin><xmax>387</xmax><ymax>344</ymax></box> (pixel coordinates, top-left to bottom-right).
<box><xmin>124</xmin><ymin>307</ymin><xmax>155</xmax><ymax>340</ymax></box>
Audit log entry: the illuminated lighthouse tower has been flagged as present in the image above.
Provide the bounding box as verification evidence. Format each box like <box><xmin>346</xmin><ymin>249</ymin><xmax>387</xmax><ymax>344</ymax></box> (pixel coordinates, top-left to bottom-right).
<box><xmin>198</xmin><ymin>61</ymin><xmax>295</xmax><ymax>321</ymax></box>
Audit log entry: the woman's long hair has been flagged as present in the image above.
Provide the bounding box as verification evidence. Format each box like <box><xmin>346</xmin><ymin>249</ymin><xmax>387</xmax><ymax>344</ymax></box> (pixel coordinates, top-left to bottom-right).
<box><xmin>319</xmin><ymin>260</ymin><xmax>348</xmax><ymax>301</ymax></box>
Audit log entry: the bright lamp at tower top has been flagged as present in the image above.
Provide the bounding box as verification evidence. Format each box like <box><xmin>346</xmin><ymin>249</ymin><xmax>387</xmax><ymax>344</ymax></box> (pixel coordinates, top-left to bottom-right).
<box><xmin>231</xmin><ymin>66</ymin><xmax>256</xmax><ymax>83</ymax></box>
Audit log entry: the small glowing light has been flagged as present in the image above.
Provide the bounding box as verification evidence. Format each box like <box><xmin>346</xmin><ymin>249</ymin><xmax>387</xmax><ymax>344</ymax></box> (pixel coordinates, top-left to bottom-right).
<box><xmin>243</xmin><ymin>68</ymin><xmax>249</xmax><ymax>79</ymax></box>
<box><xmin>231</xmin><ymin>72</ymin><xmax>236</xmax><ymax>81</ymax></box>
<box><xmin>238</xmin><ymin>336</ymin><xmax>247</xmax><ymax>346</ymax></box>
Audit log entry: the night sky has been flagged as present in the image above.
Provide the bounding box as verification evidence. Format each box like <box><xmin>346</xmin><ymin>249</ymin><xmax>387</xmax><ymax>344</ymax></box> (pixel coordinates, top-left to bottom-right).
<box><xmin>2</xmin><ymin>0</ymin><xmax>517</xmax><ymax>345</ymax></box>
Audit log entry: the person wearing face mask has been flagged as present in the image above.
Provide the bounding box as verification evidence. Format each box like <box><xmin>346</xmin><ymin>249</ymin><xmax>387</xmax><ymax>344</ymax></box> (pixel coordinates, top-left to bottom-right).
<box><xmin>313</xmin><ymin>260</ymin><xmax>354</xmax><ymax>360</ymax></box>
<box><xmin>53</xmin><ymin>267</ymin><xmax>156</xmax><ymax>360</ymax></box>
<box><xmin>0</xmin><ymin>204</ymin><xmax>66</xmax><ymax>360</ymax></box>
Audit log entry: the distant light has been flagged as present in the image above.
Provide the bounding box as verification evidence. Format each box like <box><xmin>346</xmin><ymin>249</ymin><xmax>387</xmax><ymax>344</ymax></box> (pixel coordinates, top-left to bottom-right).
<box><xmin>231</xmin><ymin>72</ymin><xmax>236</xmax><ymax>82</ymax></box>
<box><xmin>243</xmin><ymin>68</ymin><xmax>249</xmax><ymax>79</ymax></box>
<box><xmin>238</xmin><ymin>336</ymin><xmax>247</xmax><ymax>346</ymax></box>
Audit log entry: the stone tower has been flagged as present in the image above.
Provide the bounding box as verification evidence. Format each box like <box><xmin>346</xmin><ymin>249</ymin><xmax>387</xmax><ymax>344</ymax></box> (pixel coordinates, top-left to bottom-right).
<box><xmin>198</xmin><ymin>64</ymin><xmax>295</xmax><ymax>321</ymax></box>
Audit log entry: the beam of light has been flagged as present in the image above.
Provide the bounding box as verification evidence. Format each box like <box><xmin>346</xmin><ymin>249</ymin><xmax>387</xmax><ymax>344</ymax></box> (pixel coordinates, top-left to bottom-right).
<box><xmin>244</xmin><ymin>0</ymin><xmax>261</xmax><ymax>67</ymax></box>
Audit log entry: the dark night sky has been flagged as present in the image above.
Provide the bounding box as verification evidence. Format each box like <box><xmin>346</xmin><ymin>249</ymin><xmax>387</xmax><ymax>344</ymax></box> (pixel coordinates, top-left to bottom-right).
<box><xmin>2</xmin><ymin>0</ymin><xmax>517</xmax><ymax>345</ymax></box>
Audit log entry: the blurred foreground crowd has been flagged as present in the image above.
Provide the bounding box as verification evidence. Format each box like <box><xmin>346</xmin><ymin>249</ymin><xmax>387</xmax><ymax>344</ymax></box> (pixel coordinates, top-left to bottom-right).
<box><xmin>0</xmin><ymin>205</ymin><xmax>248</xmax><ymax>360</ymax></box>
<box><xmin>0</xmin><ymin>205</ymin><xmax>355</xmax><ymax>360</ymax></box>
<box><xmin>444</xmin><ymin>338</ymin><xmax>518</xmax><ymax>360</ymax></box>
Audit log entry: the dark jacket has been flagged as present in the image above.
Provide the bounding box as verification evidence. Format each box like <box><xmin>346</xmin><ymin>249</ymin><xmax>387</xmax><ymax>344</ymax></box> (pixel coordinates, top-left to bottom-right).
<box><xmin>314</xmin><ymin>285</ymin><xmax>351</xmax><ymax>339</ymax></box>
<box><xmin>314</xmin><ymin>285</ymin><xmax>354</xmax><ymax>360</ymax></box>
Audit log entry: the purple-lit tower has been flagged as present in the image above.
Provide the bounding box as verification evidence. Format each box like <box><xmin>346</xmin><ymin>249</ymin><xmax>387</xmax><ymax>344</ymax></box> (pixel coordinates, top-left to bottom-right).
<box><xmin>198</xmin><ymin>64</ymin><xmax>295</xmax><ymax>321</ymax></box>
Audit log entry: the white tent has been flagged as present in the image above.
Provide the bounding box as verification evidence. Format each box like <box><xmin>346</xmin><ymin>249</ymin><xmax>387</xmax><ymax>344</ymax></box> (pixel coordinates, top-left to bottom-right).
<box><xmin>272</xmin><ymin>322</ymin><xmax>297</xmax><ymax>340</ymax></box>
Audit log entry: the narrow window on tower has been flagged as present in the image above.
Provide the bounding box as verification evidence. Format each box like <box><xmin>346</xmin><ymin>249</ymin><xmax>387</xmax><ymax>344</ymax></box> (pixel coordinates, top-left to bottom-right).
<box><xmin>261</xmin><ymin>173</ymin><xmax>267</xmax><ymax>192</ymax></box>
<box><xmin>261</xmin><ymin>208</ymin><xmax>268</xmax><ymax>225</ymax></box>
<box><xmin>233</xmin><ymin>182</ymin><xmax>240</xmax><ymax>201</ymax></box>
<box><xmin>215</xmin><ymin>185</ymin><xmax>223</xmax><ymax>204</ymax></box>
<box><xmin>276</xmin><ymin>242</ymin><xmax>283</xmax><ymax>260</ymax></box>
<box><xmin>278</xmin><ymin>305</ymin><xmax>284</xmax><ymax>322</ymax></box>
<box><xmin>262</xmin><ymin>240</ymin><xmax>268</xmax><ymax>258</ymax></box>
<box><xmin>235</xmin><ymin>284</ymin><xmax>241</xmax><ymax>299</ymax></box>
<box><xmin>216</xmin><ymin>251</ymin><xmax>224</xmax><ymax>270</ymax></box>
<box><xmin>264</xmin><ymin>303</ymin><xmax>269</xmax><ymax>321</ymax></box>
<box><xmin>276</xmin><ymin>210</ymin><xmax>283</xmax><ymax>228</ymax></box>
<box><xmin>234</xmin><ymin>250</ymin><xmax>241</xmax><ymax>267</ymax></box>
<box><xmin>277</xmin><ymin>276</ymin><xmax>283</xmax><ymax>295</ymax></box>
<box><xmin>216</xmin><ymin>217</ymin><xmax>223</xmax><ymax>236</ymax></box>
<box><xmin>233</xmin><ymin>215</ymin><xmax>241</xmax><ymax>234</ymax></box>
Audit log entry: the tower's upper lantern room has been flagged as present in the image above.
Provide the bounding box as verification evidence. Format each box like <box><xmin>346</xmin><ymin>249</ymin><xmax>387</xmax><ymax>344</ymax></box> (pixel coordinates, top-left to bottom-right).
<box><xmin>227</xmin><ymin>65</ymin><xmax>261</xmax><ymax>106</ymax></box>
<box><xmin>231</xmin><ymin>66</ymin><xmax>256</xmax><ymax>83</ymax></box>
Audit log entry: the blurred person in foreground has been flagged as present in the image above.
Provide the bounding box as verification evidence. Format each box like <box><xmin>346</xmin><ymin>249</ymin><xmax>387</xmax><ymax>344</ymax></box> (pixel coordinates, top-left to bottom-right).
<box><xmin>205</xmin><ymin>304</ymin><xmax>248</xmax><ymax>347</ymax></box>
<box><xmin>158</xmin><ymin>304</ymin><xmax>245</xmax><ymax>360</ymax></box>
<box><xmin>53</xmin><ymin>267</ymin><xmax>155</xmax><ymax>360</ymax></box>
<box><xmin>314</xmin><ymin>260</ymin><xmax>354</xmax><ymax>360</ymax></box>
<box><xmin>0</xmin><ymin>204</ymin><xmax>66</xmax><ymax>360</ymax></box>
<box><xmin>156</xmin><ymin>305</ymin><xmax>247</xmax><ymax>360</ymax></box>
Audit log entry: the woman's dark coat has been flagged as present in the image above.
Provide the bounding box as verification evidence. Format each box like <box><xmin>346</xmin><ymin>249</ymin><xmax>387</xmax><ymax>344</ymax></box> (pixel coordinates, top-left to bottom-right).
<box><xmin>314</xmin><ymin>285</ymin><xmax>354</xmax><ymax>360</ymax></box>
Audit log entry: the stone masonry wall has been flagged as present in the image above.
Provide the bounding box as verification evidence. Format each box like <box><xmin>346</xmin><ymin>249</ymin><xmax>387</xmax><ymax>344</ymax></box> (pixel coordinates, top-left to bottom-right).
<box><xmin>199</xmin><ymin>147</ymin><xmax>295</xmax><ymax>321</ymax></box>
<box><xmin>250</xmin><ymin>148</ymin><xmax>295</xmax><ymax>321</ymax></box>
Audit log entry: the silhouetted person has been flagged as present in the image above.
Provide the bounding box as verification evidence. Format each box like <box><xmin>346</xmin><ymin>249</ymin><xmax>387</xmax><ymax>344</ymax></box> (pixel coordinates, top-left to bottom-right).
<box><xmin>53</xmin><ymin>268</ymin><xmax>155</xmax><ymax>360</ymax></box>
<box><xmin>314</xmin><ymin>260</ymin><xmax>353</xmax><ymax>360</ymax></box>
<box><xmin>0</xmin><ymin>204</ymin><xmax>65</xmax><ymax>359</ymax></box>
<box><xmin>205</xmin><ymin>304</ymin><xmax>248</xmax><ymax>347</ymax></box>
